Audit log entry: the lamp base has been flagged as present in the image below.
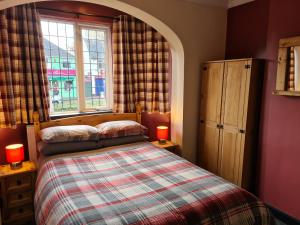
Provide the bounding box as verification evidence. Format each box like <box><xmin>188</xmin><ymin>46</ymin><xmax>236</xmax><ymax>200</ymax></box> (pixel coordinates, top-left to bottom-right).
<box><xmin>158</xmin><ymin>139</ymin><xmax>167</xmax><ymax>145</ymax></box>
<box><xmin>10</xmin><ymin>161</ymin><xmax>22</xmax><ymax>170</ymax></box>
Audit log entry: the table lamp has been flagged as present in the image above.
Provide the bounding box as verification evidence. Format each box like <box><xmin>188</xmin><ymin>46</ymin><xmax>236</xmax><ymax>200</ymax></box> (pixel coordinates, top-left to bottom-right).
<box><xmin>156</xmin><ymin>126</ymin><xmax>168</xmax><ymax>144</ymax></box>
<box><xmin>5</xmin><ymin>144</ymin><xmax>24</xmax><ymax>170</ymax></box>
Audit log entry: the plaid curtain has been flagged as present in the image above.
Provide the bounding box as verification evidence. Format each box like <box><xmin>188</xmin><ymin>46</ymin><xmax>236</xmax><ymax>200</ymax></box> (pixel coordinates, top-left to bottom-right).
<box><xmin>113</xmin><ymin>15</ymin><xmax>170</xmax><ymax>113</ymax></box>
<box><xmin>0</xmin><ymin>4</ymin><xmax>49</xmax><ymax>128</ymax></box>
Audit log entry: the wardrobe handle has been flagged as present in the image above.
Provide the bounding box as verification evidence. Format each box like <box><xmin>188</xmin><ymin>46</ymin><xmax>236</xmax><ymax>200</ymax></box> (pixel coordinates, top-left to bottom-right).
<box><xmin>200</xmin><ymin>120</ymin><xmax>204</xmax><ymax>123</ymax></box>
<box><xmin>217</xmin><ymin>124</ymin><xmax>223</xmax><ymax>129</ymax></box>
<box><xmin>239</xmin><ymin>129</ymin><xmax>245</xmax><ymax>134</ymax></box>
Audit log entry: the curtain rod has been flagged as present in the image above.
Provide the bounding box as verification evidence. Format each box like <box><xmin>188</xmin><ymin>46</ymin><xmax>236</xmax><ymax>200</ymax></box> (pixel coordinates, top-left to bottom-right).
<box><xmin>36</xmin><ymin>7</ymin><xmax>119</xmax><ymax>20</ymax></box>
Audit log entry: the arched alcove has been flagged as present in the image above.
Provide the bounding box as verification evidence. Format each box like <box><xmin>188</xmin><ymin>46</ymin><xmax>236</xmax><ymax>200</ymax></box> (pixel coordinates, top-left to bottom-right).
<box><xmin>0</xmin><ymin>0</ymin><xmax>185</xmax><ymax>148</ymax></box>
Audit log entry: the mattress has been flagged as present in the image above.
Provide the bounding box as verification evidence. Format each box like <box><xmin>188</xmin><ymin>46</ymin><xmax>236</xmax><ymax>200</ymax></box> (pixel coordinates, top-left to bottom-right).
<box><xmin>34</xmin><ymin>142</ymin><xmax>273</xmax><ymax>225</ymax></box>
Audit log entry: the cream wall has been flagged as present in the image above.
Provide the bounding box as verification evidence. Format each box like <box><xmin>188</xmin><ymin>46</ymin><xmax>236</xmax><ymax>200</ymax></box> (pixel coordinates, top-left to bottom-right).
<box><xmin>0</xmin><ymin>0</ymin><xmax>227</xmax><ymax>163</ymax></box>
<box><xmin>119</xmin><ymin>0</ymin><xmax>227</xmax><ymax>162</ymax></box>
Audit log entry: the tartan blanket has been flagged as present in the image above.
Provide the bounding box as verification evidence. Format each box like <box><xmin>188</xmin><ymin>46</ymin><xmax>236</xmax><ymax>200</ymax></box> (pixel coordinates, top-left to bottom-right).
<box><xmin>35</xmin><ymin>142</ymin><xmax>273</xmax><ymax>225</ymax></box>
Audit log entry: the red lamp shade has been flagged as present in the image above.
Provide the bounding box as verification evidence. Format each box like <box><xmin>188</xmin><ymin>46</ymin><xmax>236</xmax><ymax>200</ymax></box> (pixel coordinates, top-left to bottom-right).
<box><xmin>5</xmin><ymin>144</ymin><xmax>24</xmax><ymax>164</ymax></box>
<box><xmin>157</xmin><ymin>126</ymin><xmax>169</xmax><ymax>141</ymax></box>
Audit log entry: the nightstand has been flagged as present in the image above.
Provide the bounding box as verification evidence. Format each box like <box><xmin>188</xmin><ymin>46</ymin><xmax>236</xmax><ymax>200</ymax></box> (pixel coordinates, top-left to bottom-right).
<box><xmin>0</xmin><ymin>161</ymin><xmax>36</xmax><ymax>225</ymax></box>
<box><xmin>151</xmin><ymin>141</ymin><xmax>180</xmax><ymax>156</ymax></box>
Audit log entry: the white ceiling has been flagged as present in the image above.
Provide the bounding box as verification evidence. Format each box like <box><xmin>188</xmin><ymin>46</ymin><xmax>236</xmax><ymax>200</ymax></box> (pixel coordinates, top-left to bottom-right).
<box><xmin>184</xmin><ymin>0</ymin><xmax>255</xmax><ymax>8</ymax></box>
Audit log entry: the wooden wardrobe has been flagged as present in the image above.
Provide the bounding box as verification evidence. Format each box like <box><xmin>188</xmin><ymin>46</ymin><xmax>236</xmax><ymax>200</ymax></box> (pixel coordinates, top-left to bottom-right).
<box><xmin>198</xmin><ymin>58</ymin><xmax>263</xmax><ymax>190</ymax></box>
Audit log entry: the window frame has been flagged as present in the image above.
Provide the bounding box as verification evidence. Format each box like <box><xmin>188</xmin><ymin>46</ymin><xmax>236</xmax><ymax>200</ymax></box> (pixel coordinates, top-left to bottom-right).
<box><xmin>41</xmin><ymin>16</ymin><xmax>113</xmax><ymax>116</ymax></box>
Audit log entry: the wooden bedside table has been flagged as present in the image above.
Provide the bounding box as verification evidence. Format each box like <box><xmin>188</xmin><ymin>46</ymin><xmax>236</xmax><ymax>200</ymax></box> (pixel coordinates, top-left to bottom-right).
<box><xmin>151</xmin><ymin>141</ymin><xmax>180</xmax><ymax>156</ymax></box>
<box><xmin>0</xmin><ymin>161</ymin><xmax>37</xmax><ymax>225</ymax></box>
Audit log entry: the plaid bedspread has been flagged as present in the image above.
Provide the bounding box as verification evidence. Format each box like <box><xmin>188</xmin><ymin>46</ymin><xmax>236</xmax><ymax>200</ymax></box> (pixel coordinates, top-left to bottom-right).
<box><xmin>35</xmin><ymin>142</ymin><xmax>273</xmax><ymax>225</ymax></box>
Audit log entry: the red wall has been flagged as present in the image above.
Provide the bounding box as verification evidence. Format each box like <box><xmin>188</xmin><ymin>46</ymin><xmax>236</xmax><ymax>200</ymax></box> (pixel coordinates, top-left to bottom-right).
<box><xmin>226</xmin><ymin>0</ymin><xmax>300</xmax><ymax>219</ymax></box>
<box><xmin>226</xmin><ymin>0</ymin><xmax>270</xmax><ymax>59</ymax></box>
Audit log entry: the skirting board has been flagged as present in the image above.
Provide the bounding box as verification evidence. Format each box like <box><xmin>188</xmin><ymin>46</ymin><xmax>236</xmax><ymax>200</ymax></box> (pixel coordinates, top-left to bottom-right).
<box><xmin>267</xmin><ymin>204</ymin><xmax>300</xmax><ymax>225</ymax></box>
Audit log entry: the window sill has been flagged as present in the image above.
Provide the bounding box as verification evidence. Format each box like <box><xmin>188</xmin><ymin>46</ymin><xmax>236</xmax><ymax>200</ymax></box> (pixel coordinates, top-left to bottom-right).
<box><xmin>50</xmin><ymin>109</ymin><xmax>113</xmax><ymax>120</ymax></box>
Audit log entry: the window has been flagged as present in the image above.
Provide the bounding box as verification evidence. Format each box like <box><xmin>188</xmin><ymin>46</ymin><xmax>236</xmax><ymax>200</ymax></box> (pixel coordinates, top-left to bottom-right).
<box><xmin>41</xmin><ymin>19</ymin><xmax>112</xmax><ymax>115</ymax></box>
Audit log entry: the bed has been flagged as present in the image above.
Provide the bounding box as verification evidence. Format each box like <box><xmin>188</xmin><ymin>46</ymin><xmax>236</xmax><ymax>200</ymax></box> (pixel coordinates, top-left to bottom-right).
<box><xmin>29</xmin><ymin>108</ymin><xmax>274</xmax><ymax>225</ymax></box>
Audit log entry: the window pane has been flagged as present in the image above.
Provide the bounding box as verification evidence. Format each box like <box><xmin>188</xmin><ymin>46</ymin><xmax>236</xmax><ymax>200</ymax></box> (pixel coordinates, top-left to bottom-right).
<box><xmin>82</xmin><ymin>29</ymin><xmax>88</xmax><ymax>39</ymax></box>
<box><xmin>67</xmin><ymin>38</ymin><xmax>75</xmax><ymax>51</ymax></box>
<box><xmin>57</xmin><ymin>23</ymin><xmax>66</xmax><ymax>36</ymax></box>
<box><xmin>66</xmin><ymin>24</ymin><xmax>74</xmax><ymax>37</ymax></box>
<box><xmin>97</xmin><ymin>40</ymin><xmax>105</xmax><ymax>52</ymax></box>
<box><xmin>83</xmin><ymin>52</ymin><xmax>90</xmax><ymax>63</ymax></box>
<box><xmin>41</xmin><ymin>21</ymin><xmax>49</xmax><ymax>35</ymax></box>
<box><xmin>49</xmin><ymin>22</ymin><xmax>57</xmax><ymax>35</ymax></box>
<box><xmin>42</xmin><ymin>19</ymin><xmax>78</xmax><ymax>115</ymax></box>
<box><xmin>58</xmin><ymin>37</ymin><xmax>67</xmax><ymax>49</ymax></box>
<box><xmin>97</xmin><ymin>31</ymin><xmax>104</xmax><ymax>40</ymax></box>
<box><xmin>82</xmin><ymin>28</ymin><xmax>108</xmax><ymax>109</ymax></box>
<box><xmin>89</xmin><ymin>30</ymin><xmax>96</xmax><ymax>38</ymax></box>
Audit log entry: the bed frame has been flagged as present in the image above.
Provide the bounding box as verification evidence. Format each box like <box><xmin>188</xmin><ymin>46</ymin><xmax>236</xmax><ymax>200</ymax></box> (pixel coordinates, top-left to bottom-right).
<box><xmin>27</xmin><ymin>104</ymin><xmax>142</xmax><ymax>164</ymax></box>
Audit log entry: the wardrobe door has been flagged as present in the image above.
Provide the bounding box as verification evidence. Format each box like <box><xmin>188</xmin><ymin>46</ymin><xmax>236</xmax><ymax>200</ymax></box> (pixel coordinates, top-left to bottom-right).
<box><xmin>218</xmin><ymin>60</ymin><xmax>251</xmax><ymax>185</ymax></box>
<box><xmin>199</xmin><ymin>62</ymin><xmax>224</xmax><ymax>123</ymax></box>
<box><xmin>218</xmin><ymin>130</ymin><xmax>245</xmax><ymax>185</ymax></box>
<box><xmin>199</xmin><ymin>62</ymin><xmax>224</xmax><ymax>174</ymax></box>
<box><xmin>199</xmin><ymin>122</ymin><xmax>220</xmax><ymax>174</ymax></box>
<box><xmin>221</xmin><ymin>60</ymin><xmax>250</xmax><ymax>130</ymax></box>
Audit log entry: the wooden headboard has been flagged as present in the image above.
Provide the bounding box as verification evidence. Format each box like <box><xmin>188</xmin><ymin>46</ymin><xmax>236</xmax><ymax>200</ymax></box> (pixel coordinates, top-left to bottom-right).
<box><xmin>27</xmin><ymin>104</ymin><xmax>142</xmax><ymax>164</ymax></box>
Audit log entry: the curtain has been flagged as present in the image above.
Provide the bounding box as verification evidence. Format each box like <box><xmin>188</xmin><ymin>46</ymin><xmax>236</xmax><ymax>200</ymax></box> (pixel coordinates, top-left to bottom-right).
<box><xmin>0</xmin><ymin>3</ymin><xmax>49</xmax><ymax>128</ymax></box>
<box><xmin>112</xmin><ymin>15</ymin><xmax>170</xmax><ymax>113</ymax></box>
